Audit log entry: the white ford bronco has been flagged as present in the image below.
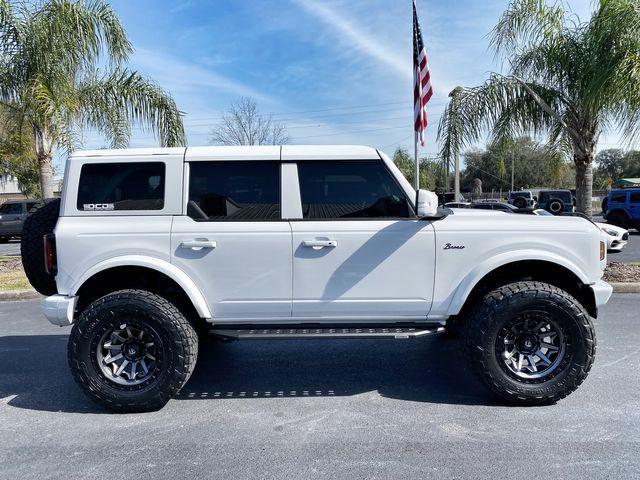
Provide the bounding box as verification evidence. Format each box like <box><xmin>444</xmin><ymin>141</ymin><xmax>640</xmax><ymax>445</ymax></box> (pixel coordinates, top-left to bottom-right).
<box><xmin>21</xmin><ymin>145</ymin><xmax>612</xmax><ymax>412</ymax></box>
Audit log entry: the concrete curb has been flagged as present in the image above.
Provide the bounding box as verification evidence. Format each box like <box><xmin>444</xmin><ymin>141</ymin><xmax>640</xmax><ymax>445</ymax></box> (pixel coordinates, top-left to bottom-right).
<box><xmin>610</xmin><ymin>282</ymin><xmax>640</xmax><ymax>293</ymax></box>
<box><xmin>0</xmin><ymin>290</ymin><xmax>42</xmax><ymax>301</ymax></box>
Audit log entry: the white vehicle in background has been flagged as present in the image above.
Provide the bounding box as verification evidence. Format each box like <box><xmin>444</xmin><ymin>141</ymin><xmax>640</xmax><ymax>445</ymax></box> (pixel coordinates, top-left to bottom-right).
<box><xmin>598</xmin><ymin>223</ymin><xmax>629</xmax><ymax>252</ymax></box>
<box><xmin>21</xmin><ymin>145</ymin><xmax>611</xmax><ymax>412</ymax></box>
<box><xmin>531</xmin><ymin>209</ymin><xmax>629</xmax><ymax>253</ymax></box>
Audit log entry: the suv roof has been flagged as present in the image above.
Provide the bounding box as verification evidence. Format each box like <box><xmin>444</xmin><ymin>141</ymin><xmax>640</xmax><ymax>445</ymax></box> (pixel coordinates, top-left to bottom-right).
<box><xmin>70</xmin><ymin>145</ymin><xmax>382</xmax><ymax>162</ymax></box>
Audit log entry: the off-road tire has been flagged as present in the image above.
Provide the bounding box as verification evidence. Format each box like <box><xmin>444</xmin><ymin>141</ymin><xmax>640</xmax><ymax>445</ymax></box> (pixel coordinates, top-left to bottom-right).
<box><xmin>20</xmin><ymin>198</ymin><xmax>60</xmax><ymax>295</ymax></box>
<box><xmin>68</xmin><ymin>289</ymin><xmax>199</xmax><ymax>412</ymax></box>
<box><xmin>463</xmin><ymin>281</ymin><xmax>596</xmax><ymax>405</ymax></box>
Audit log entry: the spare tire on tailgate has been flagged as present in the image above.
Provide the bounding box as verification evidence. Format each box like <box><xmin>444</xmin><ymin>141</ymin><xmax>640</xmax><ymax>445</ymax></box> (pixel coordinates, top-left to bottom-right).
<box><xmin>548</xmin><ymin>198</ymin><xmax>564</xmax><ymax>215</ymax></box>
<box><xmin>21</xmin><ymin>198</ymin><xmax>60</xmax><ymax>296</ymax></box>
<box><xmin>513</xmin><ymin>197</ymin><xmax>527</xmax><ymax>209</ymax></box>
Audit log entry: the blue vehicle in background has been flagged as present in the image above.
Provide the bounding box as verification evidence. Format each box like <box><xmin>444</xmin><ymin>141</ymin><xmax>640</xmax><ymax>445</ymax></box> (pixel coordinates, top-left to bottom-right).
<box><xmin>603</xmin><ymin>188</ymin><xmax>640</xmax><ymax>230</ymax></box>
<box><xmin>537</xmin><ymin>189</ymin><xmax>575</xmax><ymax>215</ymax></box>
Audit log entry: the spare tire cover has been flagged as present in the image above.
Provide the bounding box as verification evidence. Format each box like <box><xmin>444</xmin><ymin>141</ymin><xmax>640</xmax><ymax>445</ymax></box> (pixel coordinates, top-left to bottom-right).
<box><xmin>548</xmin><ymin>198</ymin><xmax>564</xmax><ymax>215</ymax></box>
<box><xmin>20</xmin><ymin>198</ymin><xmax>60</xmax><ymax>296</ymax></box>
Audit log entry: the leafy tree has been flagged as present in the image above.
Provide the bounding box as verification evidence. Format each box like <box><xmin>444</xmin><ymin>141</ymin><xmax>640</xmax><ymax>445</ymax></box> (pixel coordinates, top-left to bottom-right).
<box><xmin>210</xmin><ymin>97</ymin><xmax>288</xmax><ymax>146</ymax></box>
<box><xmin>438</xmin><ymin>0</ymin><xmax>640</xmax><ymax>216</ymax></box>
<box><xmin>0</xmin><ymin>0</ymin><xmax>185</xmax><ymax>198</ymax></box>
<box><xmin>594</xmin><ymin>149</ymin><xmax>625</xmax><ymax>188</ymax></box>
<box><xmin>392</xmin><ymin>147</ymin><xmax>446</xmax><ymax>191</ymax></box>
<box><xmin>594</xmin><ymin>148</ymin><xmax>640</xmax><ymax>187</ymax></box>
<box><xmin>461</xmin><ymin>137</ymin><xmax>572</xmax><ymax>192</ymax></box>
<box><xmin>0</xmin><ymin>106</ymin><xmax>40</xmax><ymax>196</ymax></box>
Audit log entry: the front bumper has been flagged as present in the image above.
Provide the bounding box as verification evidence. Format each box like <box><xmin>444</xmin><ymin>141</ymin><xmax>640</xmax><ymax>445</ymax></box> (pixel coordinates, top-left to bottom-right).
<box><xmin>42</xmin><ymin>295</ymin><xmax>77</xmax><ymax>326</ymax></box>
<box><xmin>591</xmin><ymin>280</ymin><xmax>613</xmax><ymax>307</ymax></box>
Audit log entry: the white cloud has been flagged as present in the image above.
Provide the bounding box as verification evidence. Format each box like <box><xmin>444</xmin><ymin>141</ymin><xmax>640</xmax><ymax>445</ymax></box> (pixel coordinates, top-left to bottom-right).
<box><xmin>290</xmin><ymin>0</ymin><xmax>411</xmax><ymax>81</ymax></box>
<box><xmin>132</xmin><ymin>47</ymin><xmax>279</xmax><ymax>107</ymax></box>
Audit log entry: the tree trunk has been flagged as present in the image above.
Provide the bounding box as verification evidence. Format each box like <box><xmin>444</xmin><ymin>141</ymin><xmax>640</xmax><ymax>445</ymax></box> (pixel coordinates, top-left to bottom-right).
<box><xmin>574</xmin><ymin>147</ymin><xmax>595</xmax><ymax>218</ymax></box>
<box><xmin>33</xmin><ymin>125</ymin><xmax>54</xmax><ymax>199</ymax></box>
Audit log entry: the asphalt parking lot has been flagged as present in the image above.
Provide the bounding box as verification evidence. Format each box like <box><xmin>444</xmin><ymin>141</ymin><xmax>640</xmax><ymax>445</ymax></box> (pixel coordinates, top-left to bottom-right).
<box><xmin>0</xmin><ymin>239</ymin><xmax>20</xmax><ymax>257</ymax></box>
<box><xmin>1</xmin><ymin>296</ymin><xmax>639</xmax><ymax>479</ymax></box>
<box><xmin>608</xmin><ymin>230</ymin><xmax>640</xmax><ymax>263</ymax></box>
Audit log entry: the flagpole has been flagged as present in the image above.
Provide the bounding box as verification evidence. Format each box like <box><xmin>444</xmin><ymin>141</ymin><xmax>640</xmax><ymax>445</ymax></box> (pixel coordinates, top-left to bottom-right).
<box><xmin>414</xmin><ymin>132</ymin><xmax>419</xmax><ymax>190</ymax></box>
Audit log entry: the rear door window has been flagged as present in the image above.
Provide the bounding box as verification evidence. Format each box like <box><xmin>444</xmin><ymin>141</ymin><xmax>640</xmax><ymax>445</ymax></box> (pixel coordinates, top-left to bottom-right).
<box><xmin>187</xmin><ymin>161</ymin><xmax>280</xmax><ymax>221</ymax></box>
<box><xmin>77</xmin><ymin>162</ymin><xmax>165</xmax><ymax>211</ymax></box>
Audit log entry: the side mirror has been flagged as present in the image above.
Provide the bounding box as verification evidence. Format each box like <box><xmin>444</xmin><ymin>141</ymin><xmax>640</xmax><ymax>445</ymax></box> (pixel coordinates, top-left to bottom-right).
<box><xmin>416</xmin><ymin>189</ymin><xmax>439</xmax><ymax>217</ymax></box>
<box><xmin>533</xmin><ymin>195</ymin><xmax>538</xmax><ymax>202</ymax></box>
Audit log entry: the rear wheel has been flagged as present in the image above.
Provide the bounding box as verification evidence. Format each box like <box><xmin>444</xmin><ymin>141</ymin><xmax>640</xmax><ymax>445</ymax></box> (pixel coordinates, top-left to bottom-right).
<box><xmin>463</xmin><ymin>281</ymin><xmax>595</xmax><ymax>405</ymax></box>
<box><xmin>68</xmin><ymin>289</ymin><xmax>198</xmax><ymax>412</ymax></box>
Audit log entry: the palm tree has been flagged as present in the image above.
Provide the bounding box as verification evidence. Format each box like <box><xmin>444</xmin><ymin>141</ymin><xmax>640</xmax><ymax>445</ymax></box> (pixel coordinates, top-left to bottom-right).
<box><xmin>438</xmin><ymin>0</ymin><xmax>640</xmax><ymax>216</ymax></box>
<box><xmin>0</xmin><ymin>0</ymin><xmax>185</xmax><ymax>198</ymax></box>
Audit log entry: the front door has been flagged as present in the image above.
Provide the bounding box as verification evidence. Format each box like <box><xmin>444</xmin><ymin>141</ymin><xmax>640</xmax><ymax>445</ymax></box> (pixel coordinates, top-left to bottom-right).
<box><xmin>171</xmin><ymin>161</ymin><xmax>292</xmax><ymax>320</ymax></box>
<box><xmin>290</xmin><ymin>161</ymin><xmax>435</xmax><ymax>320</ymax></box>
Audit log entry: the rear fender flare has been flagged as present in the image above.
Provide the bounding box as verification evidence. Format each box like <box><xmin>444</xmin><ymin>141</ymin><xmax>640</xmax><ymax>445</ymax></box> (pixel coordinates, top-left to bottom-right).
<box><xmin>71</xmin><ymin>255</ymin><xmax>212</xmax><ymax>319</ymax></box>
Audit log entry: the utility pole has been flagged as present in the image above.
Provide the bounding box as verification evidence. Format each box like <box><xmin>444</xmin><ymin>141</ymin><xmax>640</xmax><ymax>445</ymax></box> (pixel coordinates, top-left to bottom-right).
<box><xmin>449</xmin><ymin>86</ymin><xmax>463</xmax><ymax>201</ymax></box>
<box><xmin>511</xmin><ymin>153</ymin><xmax>515</xmax><ymax>192</ymax></box>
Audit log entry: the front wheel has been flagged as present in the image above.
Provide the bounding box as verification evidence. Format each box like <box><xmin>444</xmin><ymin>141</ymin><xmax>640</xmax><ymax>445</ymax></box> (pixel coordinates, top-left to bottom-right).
<box><xmin>463</xmin><ymin>281</ymin><xmax>596</xmax><ymax>405</ymax></box>
<box><xmin>68</xmin><ymin>290</ymin><xmax>198</xmax><ymax>412</ymax></box>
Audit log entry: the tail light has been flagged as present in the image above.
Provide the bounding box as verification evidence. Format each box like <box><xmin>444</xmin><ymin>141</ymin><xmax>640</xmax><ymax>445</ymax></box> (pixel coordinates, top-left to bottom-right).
<box><xmin>600</xmin><ymin>241</ymin><xmax>605</xmax><ymax>261</ymax></box>
<box><xmin>44</xmin><ymin>234</ymin><xmax>57</xmax><ymax>275</ymax></box>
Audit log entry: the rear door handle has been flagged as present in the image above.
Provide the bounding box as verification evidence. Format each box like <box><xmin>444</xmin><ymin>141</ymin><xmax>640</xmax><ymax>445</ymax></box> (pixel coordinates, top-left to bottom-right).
<box><xmin>302</xmin><ymin>240</ymin><xmax>337</xmax><ymax>248</ymax></box>
<box><xmin>180</xmin><ymin>240</ymin><xmax>217</xmax><ymax>250</ymax></box>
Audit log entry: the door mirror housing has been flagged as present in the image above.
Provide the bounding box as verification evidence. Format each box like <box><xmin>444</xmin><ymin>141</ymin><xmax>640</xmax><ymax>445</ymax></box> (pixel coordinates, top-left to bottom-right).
<box><xmin>416</xmin><ymin>189</ymin><xmax>439</xmax><ymax>217</ymax></box>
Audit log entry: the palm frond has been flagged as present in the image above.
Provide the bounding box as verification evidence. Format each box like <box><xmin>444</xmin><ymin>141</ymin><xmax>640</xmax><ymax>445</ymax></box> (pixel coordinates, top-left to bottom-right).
<box><xmin>490</xmin><ymin>0</ymin><xmax>567</xmax><ymax>58</ymax></box>
<box><xmin>77</xmin><ymin>68</ymin><xmax>185</xmax><ymax>148</ymax></box>
<box><xmin>438</xmin><ymin>74</ymin><xmax>567</xmax><ymax>165</ymax></box>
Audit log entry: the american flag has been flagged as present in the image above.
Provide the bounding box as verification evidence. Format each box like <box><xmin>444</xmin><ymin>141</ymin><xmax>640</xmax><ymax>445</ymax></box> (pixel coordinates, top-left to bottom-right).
<box><xmin>413</xmin><ymin>0</ymin><xmax>433</xmax><ymax>146</ymax></box>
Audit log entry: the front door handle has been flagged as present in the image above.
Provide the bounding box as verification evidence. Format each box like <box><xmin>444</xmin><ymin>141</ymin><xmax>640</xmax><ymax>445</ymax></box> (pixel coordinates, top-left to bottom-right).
<box><xmin>302</xmin><ymin>240</ymin><xmax>337</xmax><ymax>249</ymax></box>
<box><xmin>180</xmin><ymin>240</ymin><xmax>217</xmax><ymax>250</ymax></box>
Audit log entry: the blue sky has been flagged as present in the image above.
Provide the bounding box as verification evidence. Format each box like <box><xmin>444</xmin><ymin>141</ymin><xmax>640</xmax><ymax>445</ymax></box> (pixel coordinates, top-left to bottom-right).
<box><xmin>78</xmin><ymin>0</ymin><xmax>612</xmax><ymax>165</ymax></box>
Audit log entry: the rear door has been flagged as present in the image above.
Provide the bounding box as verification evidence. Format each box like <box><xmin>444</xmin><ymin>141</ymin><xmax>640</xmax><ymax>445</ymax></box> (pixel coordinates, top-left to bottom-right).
<box><xmin>629</xmin><ymin>191</ymin><xmax>640</xmax><ymax>220</ymax></box>
<box><xmin>289</xmin><ymin>160</ymin><xmax>435</xmax><ymax>320</ymax></box>
<box><xmin>171</xmin><ymin>157</ymin><xmax>292</xmax><ymax>320</ymax></box>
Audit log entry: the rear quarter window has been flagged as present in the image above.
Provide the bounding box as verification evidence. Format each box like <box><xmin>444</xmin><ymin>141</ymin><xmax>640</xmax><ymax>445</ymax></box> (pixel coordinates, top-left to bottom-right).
<box><xmin>629</xmin><ymin>192</ymin><xmax>640</xmax><ymax>204</ymax></box>
<box><xmin>76</xmin><ymin>162</ymin><xmax>165</xmax><ymax>211</ymax></box>
<box><xmin>610</xmin><ymin>193</ymin><xmax>627</xmax><ymax>204</ymax></box>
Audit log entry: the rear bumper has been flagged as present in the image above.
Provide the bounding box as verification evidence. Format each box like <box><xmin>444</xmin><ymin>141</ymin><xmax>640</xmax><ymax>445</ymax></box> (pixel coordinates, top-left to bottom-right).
<box><xmin>591</xmin><ymin>280</ymin><xmax>613</xmax><ymax>307</ymax></box>
<box><xmin>42</xmin><ymin>294</ymin><xmax>77</xmax><ymax>326</ymax></box>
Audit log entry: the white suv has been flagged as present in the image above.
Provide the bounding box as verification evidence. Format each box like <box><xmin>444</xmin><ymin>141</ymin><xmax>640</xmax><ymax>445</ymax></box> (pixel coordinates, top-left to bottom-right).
<box><xmin>22</xmin><ymin>145</ymin><xmax>612</xmax><ymax>412</ymax></box>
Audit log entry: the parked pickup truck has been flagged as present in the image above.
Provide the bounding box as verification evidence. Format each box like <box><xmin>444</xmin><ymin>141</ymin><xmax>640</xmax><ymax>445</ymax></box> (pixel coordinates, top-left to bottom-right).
<box><xmin>22</xmin><ymin>145</ymin><xmax>612</xmax><ymax>412</ymax></box>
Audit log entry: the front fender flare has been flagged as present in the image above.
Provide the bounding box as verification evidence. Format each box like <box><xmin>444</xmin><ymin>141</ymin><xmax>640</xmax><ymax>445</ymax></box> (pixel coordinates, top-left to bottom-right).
<box><xmin>446</xmin><ymin>250</ymin><xmax>591</xmax><ymax>316</ymax></box>
<box><xmin>70</xmin><ymin>255</ymin><xmax>212</xmax><ymax>319</ymax></box>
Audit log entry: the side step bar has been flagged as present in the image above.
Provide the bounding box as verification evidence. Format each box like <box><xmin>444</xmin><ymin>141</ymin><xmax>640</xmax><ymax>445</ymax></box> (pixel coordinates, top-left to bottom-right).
<box><xmin>209</xmin><ymin>325</ymin><xmax>445</xmax><ymax>341</ymax></box>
